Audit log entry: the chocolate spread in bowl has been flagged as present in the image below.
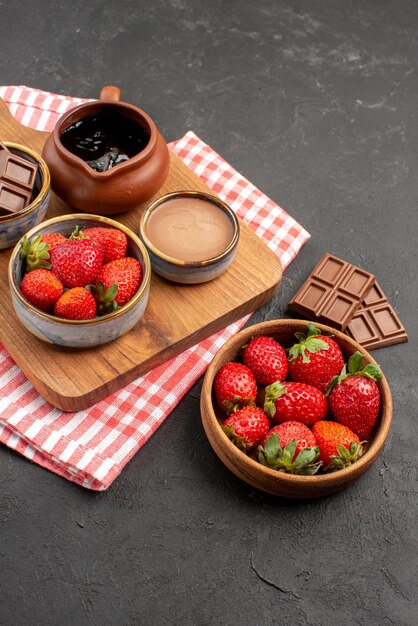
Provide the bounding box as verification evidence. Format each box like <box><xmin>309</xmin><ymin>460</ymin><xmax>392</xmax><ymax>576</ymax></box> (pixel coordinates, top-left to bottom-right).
<box><xmin>145</xmin><ymin>196</ymin><xmax>234</xmax><ymax>262</ymax></box>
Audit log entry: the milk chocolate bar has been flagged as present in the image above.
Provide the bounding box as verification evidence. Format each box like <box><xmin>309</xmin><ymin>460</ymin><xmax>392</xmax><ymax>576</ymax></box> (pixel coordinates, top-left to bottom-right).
<box><xmin>345</xmin><ymin>281</ymin><xmax>408</xmax><ymax>349</ymax></box>
<box><xmin>288</xmin><ymin>253</ymin><xmax>375</xmax><ymax>331</ymax></box>
<box><xmin>0</xmin><ymin>142</ymin><xmax>37</xmax><ymax>213</ymax></box>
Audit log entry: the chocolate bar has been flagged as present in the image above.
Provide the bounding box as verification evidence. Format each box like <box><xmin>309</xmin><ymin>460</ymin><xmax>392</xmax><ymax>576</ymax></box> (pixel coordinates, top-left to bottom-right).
<box><xmin>288</xmin><ymin>253</ymin><xmax>375</xmax><ymax>331</ymax></box>
<box><xmin>0</xmin><ymin>142</ymin><xmax>37</xmax><ymax>214</ymax></box>
<box><xmin>345</xmin><ymin>281</ymin><xmax>408</xmax><ymax>349</ymax></box>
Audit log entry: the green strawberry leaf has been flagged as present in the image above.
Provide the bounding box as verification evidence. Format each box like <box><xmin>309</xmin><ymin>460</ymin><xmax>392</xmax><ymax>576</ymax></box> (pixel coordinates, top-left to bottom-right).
<box><xmin>264</xmin><ymin>381</ymin><xmax>286</xmax><ymax>417</ymax></box>
<box><xmin>288</xmin><ymin>324</ymin><xmax>329</xmax><ymax>364</ymax></box>
<box><xmin>337</xmin><ymin>443</ymin><xmax>350</xmax><ymax>461</ymax></box>
<box><xmin>258</xmin><ymin>448</ymin><xmax>270</xmax><ymax>467</ymax></box>
<box><xmin>328</xmin><ymin>352</ymin><xmax>382</xmax><ymax>390</ymax></box>
<box><xmin>264</xmin><ymin>433</ymin><xmax>280</xmax><ymax>458</ymax></box>
<box><xmin>325</xmin><ymin>441</ymin><xmax>364</xmax><ymax>472</ymax></box>
<box><xmin>222</xmin><ymin>425</ymin><xmax>250</xmax><ymax>453</ymax></box>
<box><xmin>300</xmin><ymin>347</ymin><xmax>311</xmax><ymax>364</ymax></box>
<box><xmin>305</xmin><ymin>337</ymin><xmax>329</xmax><ymax>353</ymax></box>
<box><xmin>306</xmin><ymin>323</ymin><xmax>320</xmax><ymax>337</ymax></box>
<box><xmin>348</xmin><ymin>351</ymin><xmax>366</xmax><ymax>374</ymax></box>
<box><xmin>69</xmin><ymin>225</ymin><xmax>85</xmax><ymax>240</ymax></box>
<box><xmin>19</xmin><ymin>234</ymin><xmax>52</xmax><ymax>272</ymax></box>
<box><xmin>347</xmin><ymin>351</ymin><xmax>382</xmax><ymax>380</ymax></box>
<box><xmin>94</xmin><ymin>281</ymin><xmax>120</xmax><ymax>316</ymax></box>
<box><xmin>222</xmin><ymin>425</ymin><xmax>235</xmax><ymax>438</ymax></box>
<box><xmin>291</xmin><ymin>446</ymin><xmax>320</xmax><ymax>470</ymax></box>
<box><xmin>263</xmin><ymin>400</ymin><xmax>276</xmax><ymax>418</ymax></box>
<box><xmin>105</xmin><ymin>283</ymin><xmax>118</xmax><ymax>301</ymax></box>
<box><xmin>358</xmin><ymin>364</ymin><xmax>382</xmax><ymax>381</ymax></box>
<box><xmin>282</xmin><ymin>439</ymin><xmax>297</xmax><ymax>465</ymax></box>
<box><xmin>325</xmin><ymin>364</ymin><xmax>347</xmax><ymax>396</ymax></box>
<box><xmin>257</xmin><ymin>437</ymin><xmax>322</xmax><ymax>475</ymax></box>
<box><xmin>296</xmin><ymin>461</ymin><xmax>322</xmax><ymax>475</ymax></box>
<box><xmin>223</xmin><ymin>396</ymin><xmax>255</xmax><ymax>415</ymax></box>
<box><xmin>287</xmin><ymin>344</ymin><xmax>301</xmax><ymax>363</ymax></box>
<box><xmin>327</xmin><ymin>457</ymin><xmax>345</xmax><ymax>471</ymax></box>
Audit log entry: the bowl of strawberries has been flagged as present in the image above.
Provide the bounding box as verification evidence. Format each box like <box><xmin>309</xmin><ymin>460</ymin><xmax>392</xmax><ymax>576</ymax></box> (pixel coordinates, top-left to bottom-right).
<box><xmin>8</xmin><ymin>213</ymin><xmax>151</xmax><ymax>348</ymax></box>
<box><xmin>200</xmin><ymin>319</ymin><xmax>392</xmax><ymax>498</ymax></box>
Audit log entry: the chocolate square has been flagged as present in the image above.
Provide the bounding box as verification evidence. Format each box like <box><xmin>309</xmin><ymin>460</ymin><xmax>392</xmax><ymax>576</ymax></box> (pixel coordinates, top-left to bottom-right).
<box><xmin>288</xmin><ymin>253</ymin><xmax>375</xmax><ymax>331</ymax></box>
<box><xmin>0</xmin><ymin>182</ymin><xmax>32</xmax><ymax>213</ymax></box>
<box><xmin>2</xmin><ymin>154</ymin><xmax>37</xmax><ymax>188</ymax></box>
<box><xmin>0</xmin><ymin>143</ymin><xmax>37</xmax><ymax>213</ymax></box>
<box><xmin>345</xmin><ymin>281</ymin><xmax>408</xmax><ymax>349</ymax></box>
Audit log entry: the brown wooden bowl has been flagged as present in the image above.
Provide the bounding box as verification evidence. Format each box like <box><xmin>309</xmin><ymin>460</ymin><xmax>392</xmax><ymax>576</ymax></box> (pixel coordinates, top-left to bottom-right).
<box><xmin>200</xmin><ymin>319</ymin><xmax>392</xmax><ymax>498</ymax></box>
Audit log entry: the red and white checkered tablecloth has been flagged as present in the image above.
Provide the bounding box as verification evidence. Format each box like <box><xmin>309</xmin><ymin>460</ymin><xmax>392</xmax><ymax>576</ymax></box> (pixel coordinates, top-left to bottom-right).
<box><xmin>0</xmin><ymin>86</ymin><xmax>310</xmax><ymax>490</ymax></box>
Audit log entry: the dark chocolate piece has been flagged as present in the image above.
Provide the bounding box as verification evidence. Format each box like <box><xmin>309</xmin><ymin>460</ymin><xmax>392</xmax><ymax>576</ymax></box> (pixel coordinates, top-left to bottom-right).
<box><xmin>0</xmin><ymin>143</ymin><xmax>37</xmax><ymax>213</ymax></box>
<box><xmin>288</xmin><ymin>253</ymin><xmax>375</xmax><ymax>331</ymax></box>
<box><xmin>87</xmin><ymin>147</ymin><xmax>129</xmax><ymax>172</ymax></box>
<box><xmin>345</xmin><ymin>281</ymin><xmax>408</xmax><ymax>349</ymax></box>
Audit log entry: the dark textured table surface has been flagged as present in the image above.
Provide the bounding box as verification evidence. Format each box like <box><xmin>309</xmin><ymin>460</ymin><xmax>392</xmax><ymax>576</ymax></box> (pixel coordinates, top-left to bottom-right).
<box><xmin>1</xmin><ymin>2</ymin><xmax>417</xmax><ymax>625</ymax></box>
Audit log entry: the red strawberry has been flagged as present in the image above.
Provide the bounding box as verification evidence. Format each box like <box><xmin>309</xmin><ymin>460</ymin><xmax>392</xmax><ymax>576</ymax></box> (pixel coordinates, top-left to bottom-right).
<box><xmin>327</xmin><ymin>351</ymin><xmax>381</xmax><ymax>440</ymax></box>
<box><xmin>242</xmin><ymin>335</ymin><xmax>288</xmax><ymax>384</ymax></box>
<box><xmin>222</xmin><ymin>406</ymin><xmax>270</xmax><ymax>451</ymax></box>
<box><xmin>54</xmin><ymin>287</ymin><xmax>97</xmax><ymax>320</ymax></box>
<box><xmin>51</xmin><ymin>239</ymin><xmax>103</xmax><ymax>288</ymax></box>
<box><xmin>20</xmin><ymin>269</ymin><xmax>64</xmax><ymax>312</ymax></box>
<box><xmin>258</xmin><ymin>421</ymin><xmax>321</xmax><ymax>475</ymax></box>
<box><xmin>264</xmin><ymin>381</ymin><xmax>328</xmax><ymax>426</ymax></box>
<box><xmin>40</xmin><ymin>232</ymin><xmax>67</xmax><ymax>252</ymax></box>
<box><xmin>81</xmin><ymin>227</ymin><xmax>128</xmax><ymax>263</ymax></box>
<box><xmin>312</xmin><ymin>420</ymin><xmax>362</xmax><ymax>471</ymax></box>
<box><xmin>287</xmin><ymin>323</ymin><xmax>344</xmax><ymax>393</ymax></box>
<box><xmin>214</xmin><ymin>362</ymin><xmax>257</xmax><ymax>414</ymax></box>
<box><xmin>95</xmin><ymin>257</ymin><xmax>142</xmax><ymax>308</ymax></box>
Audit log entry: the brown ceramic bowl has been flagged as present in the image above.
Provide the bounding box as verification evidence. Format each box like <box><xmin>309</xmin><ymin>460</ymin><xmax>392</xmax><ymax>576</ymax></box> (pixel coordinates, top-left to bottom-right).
<box><xmin>200</xmin><ymin>319</ymin><xmax>392</xmax><ymax>498</ymax></box>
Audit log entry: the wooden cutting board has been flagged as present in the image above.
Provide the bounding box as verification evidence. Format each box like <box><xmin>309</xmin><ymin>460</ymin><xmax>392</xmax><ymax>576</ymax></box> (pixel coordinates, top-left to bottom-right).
<box><xmin>0</xmin><ymin>99</ymin><xmax>282</xmax><ymax>411</ymax></box>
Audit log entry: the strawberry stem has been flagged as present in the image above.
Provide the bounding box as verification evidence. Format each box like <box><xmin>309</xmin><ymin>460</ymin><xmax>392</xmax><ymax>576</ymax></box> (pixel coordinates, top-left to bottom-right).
<box><xmin>19</xmin><ymin>234</ymin><xmax>52</xmax><ymax>272</ymax></box>
<box><xmin>92</xmin><ymin>281</ymin><xmax>120</xmax><ymax>315</ymax></box>
<box><xmin>222</xmin><ymin>425</ymin><xmax>251</xmax><ymax>452</ymax></box>
<box><xmin>326</xmin><ymin>351</ymin><xmax>382</xmax><ymax>395</ymax></box>
<box><xmin>258</xmin><ymin>434</ymin><xmax>322</xmax><ymax>475</ymax></box>
<box><xmin>325</xmin><ymin>440</ymin><xmax>364</xmax><ymax>472</ymax></box>
<box><xmin>263</xmin><ymin>381</ymin><xmax>286</xmax><ymax>417</ymax></box>
<box><xmin>223</xmin><ymin>396</ymin><xmax>255</xmax><ymax>414</ymax></box>
<box><xmin>287</xmin><ymin>323</ymin><xmax>329</xmax><ymax>364</ymax></box>
<box><xmin>69</xmin><ymin>225</ymin><xmax>85</xmax><ymax>240</ymax></box>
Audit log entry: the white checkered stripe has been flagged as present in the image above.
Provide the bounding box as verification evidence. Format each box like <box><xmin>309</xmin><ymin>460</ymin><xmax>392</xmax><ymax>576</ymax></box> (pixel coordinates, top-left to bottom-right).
<box><xmin>0</xmin><ymin>86</ymin><xmax>310</xmax><ymax>490</ymax></box>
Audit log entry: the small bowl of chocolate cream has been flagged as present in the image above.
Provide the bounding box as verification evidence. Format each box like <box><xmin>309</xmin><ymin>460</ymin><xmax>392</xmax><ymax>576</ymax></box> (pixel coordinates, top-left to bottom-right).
<box><xmin>139</xmin><ymin>191</ymin><xmax>240</xmax><ymax>284</ymax></box>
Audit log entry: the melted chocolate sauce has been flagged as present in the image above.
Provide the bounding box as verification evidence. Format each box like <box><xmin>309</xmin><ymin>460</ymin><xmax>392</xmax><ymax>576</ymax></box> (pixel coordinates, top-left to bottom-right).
<box><xmin>61</xmin><ymin>111</ymin><xmax>150</xmax><ymax>172</ymax></box>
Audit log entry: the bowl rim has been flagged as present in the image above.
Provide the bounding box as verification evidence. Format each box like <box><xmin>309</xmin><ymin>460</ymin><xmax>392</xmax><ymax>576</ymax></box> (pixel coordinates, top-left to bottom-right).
<box><xmin>0</xmin><ymin>142</ymin><xmax>50</xmax><ymax>223</ymax></box>
<box><xmin>139</xmin><ymin>190</ymin><xmax>240</xmax><ymax>267</ymax></box>
<box><xmin>201</xmin><ymin>319</ymin><xmax>393</xmax><ymax>490</ymax></box>
<box><xmin>8</xmin><ymin>213</ymin><xmax>151</xmax><ymax>326</ymax></box>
